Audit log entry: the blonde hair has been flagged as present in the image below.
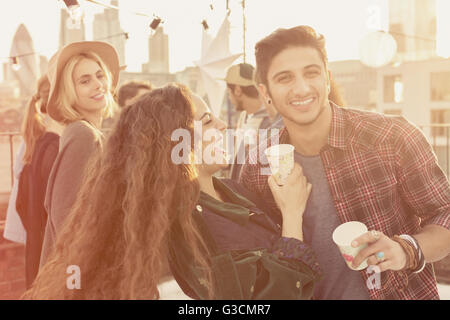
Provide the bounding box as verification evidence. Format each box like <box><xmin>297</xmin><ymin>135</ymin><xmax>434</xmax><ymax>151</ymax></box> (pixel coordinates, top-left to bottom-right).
<box><xmin>54</xmin><ymin>51</ymin><xmax>117</xmax><ymax>124</ymax></box>
<box><xmin>22</xmin><ymin>76</ymin><xmax>50</xmax><ymax>164</ymax></box>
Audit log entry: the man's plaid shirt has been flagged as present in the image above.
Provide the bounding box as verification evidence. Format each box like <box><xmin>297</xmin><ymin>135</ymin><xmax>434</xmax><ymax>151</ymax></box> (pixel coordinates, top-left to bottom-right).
<box><xmin>239</xmin><ymin>104</ymin><xmax>450</xmax><ymax>300</ymax></box>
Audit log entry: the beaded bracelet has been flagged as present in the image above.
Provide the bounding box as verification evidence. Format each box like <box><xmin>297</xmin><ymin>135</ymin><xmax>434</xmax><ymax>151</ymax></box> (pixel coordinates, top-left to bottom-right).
<box><xmin>392</xmin><ymin>235</ymin><xmax>417</xmax><ymax>271</ymax></box>
<box><xmin>398</xmin><ymin>234</ymin><xmax>426</xmax><ymax>273</ymax></box>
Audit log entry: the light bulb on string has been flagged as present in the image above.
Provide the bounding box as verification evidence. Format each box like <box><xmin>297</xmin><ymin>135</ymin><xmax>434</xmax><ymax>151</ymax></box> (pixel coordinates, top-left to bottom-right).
<box><xmin>150</xmin><ymin>17</ymin><xmax>162</xmax><ymax>30</ymax></box>
<box><xmin>63</xmin><ymin>0</ymin><xmax>84</xmax><ymax>29</ymax></box>
<box><xmin>202</xmin><ymin>20</ymin><xmax>209</xmax><ymax>31</ymax></box>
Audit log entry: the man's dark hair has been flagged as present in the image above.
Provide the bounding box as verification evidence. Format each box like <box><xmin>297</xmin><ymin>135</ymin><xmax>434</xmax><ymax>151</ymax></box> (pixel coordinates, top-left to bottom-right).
<box><xmin>329</xmin><ymin>79</ymin><xmax>346</xmax><ymax>106</ymax></box>
<box><xmin>254</xmin><ymin>25</ymin><xmax>328</xmax><ymax>87</ymax></box>
<box><xmin>117</xmin><ymin>81</ymin><xmax>153</xmax><ymax>107</ymax></box>
<box><xmin>226</xmin><ymin>83</ymin><xmax>259</xmax><ymax>99</ymax></box>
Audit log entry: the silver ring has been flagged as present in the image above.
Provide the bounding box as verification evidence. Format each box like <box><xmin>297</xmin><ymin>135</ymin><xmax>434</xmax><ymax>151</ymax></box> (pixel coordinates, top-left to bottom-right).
<box><xmin>371</xmin><ymin>230</ymin><xmax>381</xmax><ymax>239</ymax></box>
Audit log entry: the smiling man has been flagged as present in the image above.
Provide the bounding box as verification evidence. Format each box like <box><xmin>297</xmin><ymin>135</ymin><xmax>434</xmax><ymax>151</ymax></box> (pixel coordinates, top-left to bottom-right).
<box><xmin>239</xmin><ymin>26</ymin><xmax>450</xmax><ymax>300</ymax></box>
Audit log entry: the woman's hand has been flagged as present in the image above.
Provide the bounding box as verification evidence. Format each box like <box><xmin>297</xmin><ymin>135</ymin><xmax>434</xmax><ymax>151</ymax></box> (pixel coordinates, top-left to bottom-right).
<box><xmin>268</xmin><ymin>162</ymin><xmax>312</xmax><ymax>241</ymax></box>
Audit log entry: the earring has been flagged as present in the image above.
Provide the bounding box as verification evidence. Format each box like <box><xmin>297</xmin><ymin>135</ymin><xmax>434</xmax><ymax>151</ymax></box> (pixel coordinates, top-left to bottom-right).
<box><xmin>267</xmin><ymin>99</ymin><xmax>272</xmax><ymax>105</ymax></box>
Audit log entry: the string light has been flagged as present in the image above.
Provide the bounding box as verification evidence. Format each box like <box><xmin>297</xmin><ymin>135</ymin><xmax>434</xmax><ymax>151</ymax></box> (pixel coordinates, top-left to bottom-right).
<box><xmin>2</xmin><ymin>1</ymin><xmax>220</xmax><ymax>64</ymax></box>
<box><xmin>201</xmin><ymin>20</ymin><xmax>209</xmax><ymax>31</ymax></box>
<box><xmin>85</xmin><ymin>0</ymin><xmax>150</xmax><ymax>17</ymax></box>
<box><xmin>84</xmin><ymin>1</ymin><xmax>162</xmax><ymax>32</ymax></box>
<box><xmin>63</xmin><ymin>0</ymin><xmax>79</xmax><ymax>6</ymax></box>
<box><xmin>150</xmin><ymin>17</ymin><xmax>162</xmax><ymax>30</ymax></box>
<box><xmin>63</xmin><ymin>0</ymin><xmax>84</xmax><ymax>25</ymax></box>
<box><xmin>94</xmin><ymin>32</ymin><xmax>129</xmax><ymax>41</ymax></box>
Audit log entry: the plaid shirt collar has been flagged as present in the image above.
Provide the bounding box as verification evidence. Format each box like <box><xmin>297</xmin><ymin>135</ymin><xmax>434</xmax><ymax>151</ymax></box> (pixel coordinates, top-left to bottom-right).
<box><xmin>280</xmin><ymin>103</ymin><xmax>348</xmax><ymax>150</ymax></box>
<box><xmin>280</xmin><ymin>103</ymin><xmax>376</xmax><ymax>152</ymax></box>
<box><xmin>327</xmin><ymin>102</ymin><xmax>348</xmax><ymax>150</ymax></box>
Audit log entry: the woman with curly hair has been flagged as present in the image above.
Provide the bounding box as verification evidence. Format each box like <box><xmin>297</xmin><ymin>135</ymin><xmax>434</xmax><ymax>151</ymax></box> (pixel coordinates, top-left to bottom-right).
<box><xmin>23</xmin><ymin>84</ymin><xmax>321</xmax><ymax>300</ymax></box>
<box><xmin>23</xmin><ymin>84</ymin><xmax>210</xmax><ymax>299</ymax></box>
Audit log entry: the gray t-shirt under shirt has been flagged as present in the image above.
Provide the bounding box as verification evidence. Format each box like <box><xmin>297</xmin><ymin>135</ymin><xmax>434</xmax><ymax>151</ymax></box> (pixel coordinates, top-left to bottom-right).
<box><xmin>295</xmin><ymin>152</ymin><xmax>370</xmax><ymax>300</ymax></box>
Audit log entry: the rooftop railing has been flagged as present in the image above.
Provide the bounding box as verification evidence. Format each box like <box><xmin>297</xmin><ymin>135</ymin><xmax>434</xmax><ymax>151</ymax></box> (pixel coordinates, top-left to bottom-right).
<box><xmin>1</xmin><ymin>125</ymin><xmax>450</xmax><ymax>192</ymax></box>
<box><xmin>0</xmin><ymin>132</ymin><xmax>20</xmax><ymax>189</ymax></box>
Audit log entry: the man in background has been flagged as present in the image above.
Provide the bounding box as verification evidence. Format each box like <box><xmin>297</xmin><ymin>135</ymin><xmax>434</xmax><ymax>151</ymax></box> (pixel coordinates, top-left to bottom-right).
<box><xmin>225</xmin><ymin>63</ymin><xmax>282</xmax><ymax>180</ymax></box>
<box><xmin>117</xmin><ymin>80</ymin><xmax>153</xmax><ymax>108</ymax></box>
<box><xmin>103</xmin><ymin>80</ymin><xmax>153</xmax><ymax>129</ymax></box>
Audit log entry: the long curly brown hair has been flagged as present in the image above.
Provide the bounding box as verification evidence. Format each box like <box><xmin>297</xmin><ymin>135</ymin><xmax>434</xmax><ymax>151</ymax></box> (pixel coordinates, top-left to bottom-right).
<box><xmin>22</xmin><ymin>84</ymin><xmax>212</xmax><ymax>299</ymax></box>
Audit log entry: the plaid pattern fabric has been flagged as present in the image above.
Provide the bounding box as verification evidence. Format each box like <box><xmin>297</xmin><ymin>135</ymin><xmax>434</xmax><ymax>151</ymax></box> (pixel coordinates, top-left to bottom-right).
<box><xmin>239</xmin><ymin>104</ymin><xmax>450</xmax><ymax>300</ymax></box>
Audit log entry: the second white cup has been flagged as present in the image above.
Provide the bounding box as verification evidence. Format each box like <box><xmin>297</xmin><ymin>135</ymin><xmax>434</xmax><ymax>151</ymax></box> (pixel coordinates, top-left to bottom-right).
<box><xmin>332</xmin><ymin>221</ymin><xmax>369</xmax><ymax>271</ymax></box>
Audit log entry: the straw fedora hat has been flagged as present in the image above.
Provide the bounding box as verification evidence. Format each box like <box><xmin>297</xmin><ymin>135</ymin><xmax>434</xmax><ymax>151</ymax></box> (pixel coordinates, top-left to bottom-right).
<box><xmin>46</xmin><ymin>41</ymin><xmax>120</xmax><ymax>122</ymax></box>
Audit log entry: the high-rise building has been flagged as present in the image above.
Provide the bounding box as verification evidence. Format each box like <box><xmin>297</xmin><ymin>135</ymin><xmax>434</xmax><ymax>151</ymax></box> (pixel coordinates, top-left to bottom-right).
<box><xmin>329</xmin><ymin>60</ymin><xmax>377</xmax><ymax>111</ymax></box>
<box><xmin>6</xmin><ymin>24</ymin><xmax>39</xmax><ymax>97</ymax></box>
<box><xmin>389</xmin><ymin>0</ymin><xmax>437</xmax><ymax>62</ymax></box>
<box><xmin>175</xmin><ymin>66</ymin><xmax>204</xmax><ymax>94</ymax></box>
<box><xmin>92</xmin><ymin>0</ymin><xmax>126</xmax><ymax>66</ymax></box>
<box><xmin>142</xmin><ymin>27</ymin><xmax>169</xmax><ymax>74</ymax></box>
<box><xmin>59</xmin><ymin>8</ymin><xmax>86</xmax><ymax>48</ymax></box>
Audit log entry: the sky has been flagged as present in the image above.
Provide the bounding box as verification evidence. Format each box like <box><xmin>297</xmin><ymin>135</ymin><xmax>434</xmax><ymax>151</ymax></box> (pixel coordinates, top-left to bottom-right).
<box><xmin>0</xmin><ymin>0</ymin><xmax>449</xmax><ymax>81</ymax></box>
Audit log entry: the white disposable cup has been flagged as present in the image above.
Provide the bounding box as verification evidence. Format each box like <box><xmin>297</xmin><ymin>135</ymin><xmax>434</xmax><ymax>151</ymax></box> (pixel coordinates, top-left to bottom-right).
<box><xmin>264</xmin><ymin>144</ymin><xmax>295</xmax><ymax>185</ymax></box>
<box><xmin>332</xmin><ymin>221</ymin><xmax>369</xmax><ymax>271</ymax></box>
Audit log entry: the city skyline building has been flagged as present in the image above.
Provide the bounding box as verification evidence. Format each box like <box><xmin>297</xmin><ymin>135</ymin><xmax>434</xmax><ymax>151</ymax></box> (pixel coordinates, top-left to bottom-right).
<box><xmin>59</xmin><ymin>8</ymin><xmax>86</xmax><ymax>48</ymax></box>
<box><xmin>92</xmin><ymin>0</ymin><xmax>126</xmax><ymax>66</ymax></box>
<box><xmin>5</xmin><ymin>24</ymin><xmax>39</xmax><ymax>98</ymax></box>
<box><xmin>142</xmin><ymin>26</ymin><xmax>169</xmax><ymax>74</ymax></box>
<box><xmin>329</xmin><ymin>60</ymin><xmax>377</xmax><ymax>111</ymax></box>
<box><xmin>389</xmin><ymin>0</ymin><xmax>437</xmax><ymax>62</ymax></box>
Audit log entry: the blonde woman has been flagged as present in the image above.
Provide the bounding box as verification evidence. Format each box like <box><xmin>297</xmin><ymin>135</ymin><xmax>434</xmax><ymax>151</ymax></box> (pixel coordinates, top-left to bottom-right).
<box><xmin>39</xmin><ymin>41</ymin><xmax>120</xmax><ymax>268</ymax></box>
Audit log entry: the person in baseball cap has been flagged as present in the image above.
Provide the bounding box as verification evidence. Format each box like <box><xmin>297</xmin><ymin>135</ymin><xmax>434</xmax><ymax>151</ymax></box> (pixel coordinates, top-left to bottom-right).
<box><xmin>224</xmin><ymin>63</ymin><xmax>255</xmax><ymax>87</ymax></box>
<box><xmin>224</xmin><ymin>63</ymin><xmax>260</xmax><ymax>113</ymax></box>
<box><xmin>225</xmin><ymin>63</ymin><xmax>282</xmax><ymax>181</ymax></box>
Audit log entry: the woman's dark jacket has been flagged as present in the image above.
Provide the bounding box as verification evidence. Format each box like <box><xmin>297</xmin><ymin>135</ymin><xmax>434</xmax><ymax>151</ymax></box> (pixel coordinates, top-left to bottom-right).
<box><xmin>16</xmin><ymin>132</ymin><xmax>59</xmax><ymax>288</ymax></box>
<box><xmin>169</xmin><ymin>177</ymin><xmax>322</xmax><ymax>300</ymax></box>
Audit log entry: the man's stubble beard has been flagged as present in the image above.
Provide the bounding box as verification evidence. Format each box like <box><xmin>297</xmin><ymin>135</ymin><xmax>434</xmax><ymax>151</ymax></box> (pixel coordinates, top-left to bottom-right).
<box><xmin>275</xmin><ymin>98</ymin><xmax>328</xmax><ymax>128</ymax></box>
